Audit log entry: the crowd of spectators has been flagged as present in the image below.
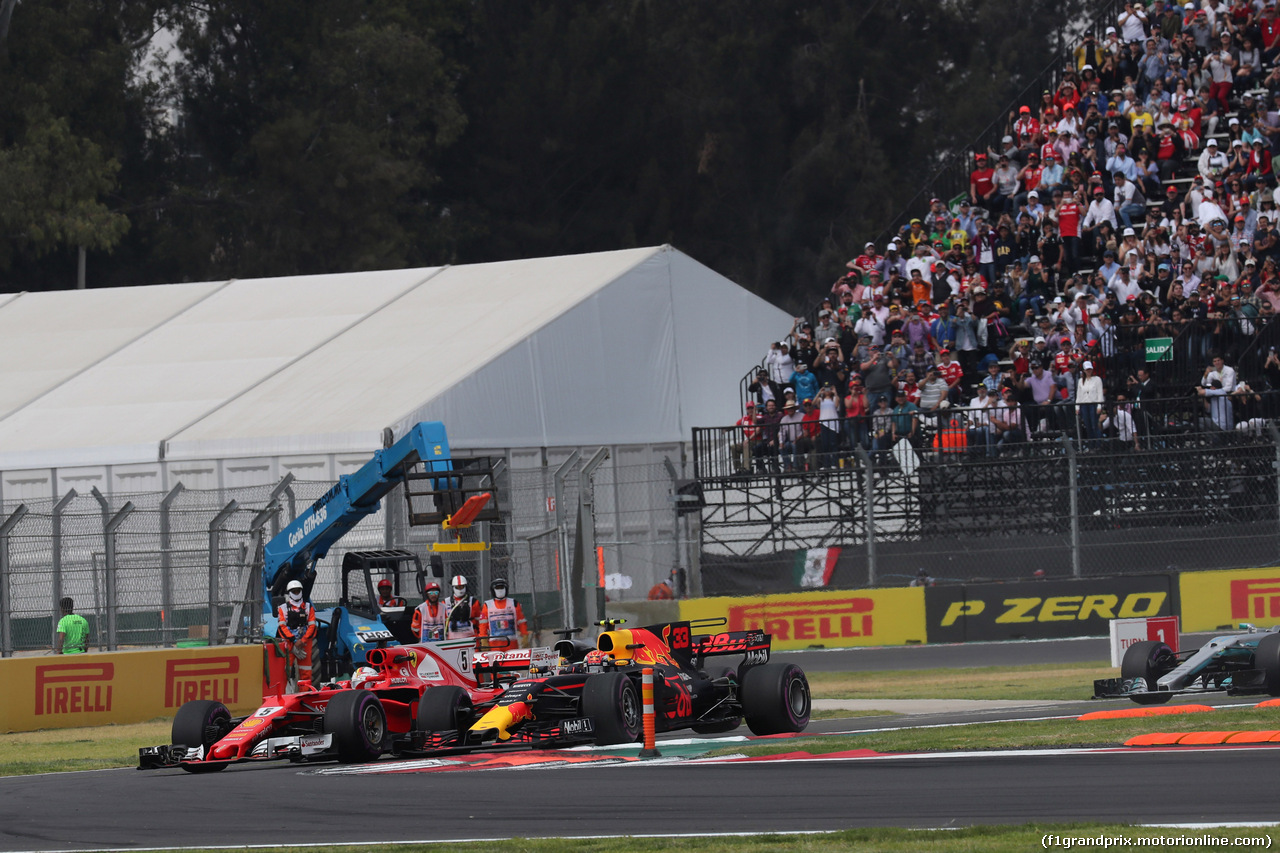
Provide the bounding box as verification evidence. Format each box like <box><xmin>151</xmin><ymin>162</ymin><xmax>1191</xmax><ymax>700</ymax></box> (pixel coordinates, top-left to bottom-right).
<box><xmin>735</xmin><ymin>0</ymin><xmax>1280</xmax><ymax>469</ymax></box>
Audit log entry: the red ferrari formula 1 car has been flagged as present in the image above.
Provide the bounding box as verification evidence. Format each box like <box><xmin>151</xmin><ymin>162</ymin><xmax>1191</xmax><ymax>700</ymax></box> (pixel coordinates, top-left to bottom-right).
<box><xmin>138</xmin><ymin>638</ymin><xmax>549</xmax><ymax>772</ymax></box>
<box><xmin>406</xmin><ymin>618</ymin><xmax>810</xmax><ymax>752</ymax></box>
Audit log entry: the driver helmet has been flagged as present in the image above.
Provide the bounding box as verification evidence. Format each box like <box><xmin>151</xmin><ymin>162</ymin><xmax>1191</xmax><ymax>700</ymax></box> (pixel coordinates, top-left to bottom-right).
<box><xmin>584</xmin><ymin>649</ymin><xmax>611</xmax><ymax>671</ymax></box>
<box><xmin>423</xmin><ymin>581</ymin><xmax>441</xmax><ymax>602</ymax></box>
<box><xmin>491</xmin><ymin>578</ymin><xmax>508</xmax><ymax>600</ymax></box>
<box><xmin>377</xmin><ymin>579</ymin><xmax>393</xmax><ymax>595</ymax></box>
<box><xmin>350</xmin><ymin>666</ymin><xmax>378</xmax><ymax>690</ymax></box>
<box><xmin>450</xmin><ymin>574</ymin><xmax>468</xmax><ymax>598</ymax></box>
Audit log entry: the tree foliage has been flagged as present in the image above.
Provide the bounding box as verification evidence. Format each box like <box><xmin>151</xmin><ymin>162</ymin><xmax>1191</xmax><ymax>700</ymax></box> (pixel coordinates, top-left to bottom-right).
<box><xmin>0</xmin><ymin>0</ymin><xmax>1084</xmax><ymax>305</ymax></box>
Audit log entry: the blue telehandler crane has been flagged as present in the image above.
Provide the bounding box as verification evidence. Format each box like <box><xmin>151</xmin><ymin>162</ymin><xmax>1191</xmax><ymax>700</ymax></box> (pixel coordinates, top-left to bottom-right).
<box><xmin>259</xmin><ymin>421</ymin><xmax>498</xmax><ymax>680</ymax></box>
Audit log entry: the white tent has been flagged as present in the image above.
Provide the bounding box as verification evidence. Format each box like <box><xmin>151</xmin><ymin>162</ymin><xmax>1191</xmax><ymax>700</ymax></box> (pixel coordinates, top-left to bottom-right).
<box><xmin>0</xmin><ymin>246</ymin><xmax>789</xmax><ymax>500</ymax></box>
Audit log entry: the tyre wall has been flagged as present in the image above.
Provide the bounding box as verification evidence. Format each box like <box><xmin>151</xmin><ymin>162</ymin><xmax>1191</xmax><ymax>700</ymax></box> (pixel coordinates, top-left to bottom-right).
<box><xmin>0</xmin><ymin>645</ymin><xmax>262</xmax><ymax>733</ymax></box>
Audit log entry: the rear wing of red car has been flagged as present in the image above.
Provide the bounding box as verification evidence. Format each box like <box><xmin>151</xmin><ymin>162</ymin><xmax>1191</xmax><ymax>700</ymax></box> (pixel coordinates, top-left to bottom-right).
<box><xmin>473</xmin><ymin>647</ymin><xmax>559</xmax><ymax>685</ymax></box>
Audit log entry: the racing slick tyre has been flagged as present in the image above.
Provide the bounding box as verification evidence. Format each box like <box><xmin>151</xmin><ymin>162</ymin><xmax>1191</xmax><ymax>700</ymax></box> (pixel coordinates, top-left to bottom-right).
<box><xmin>1254</xmin><ymin>633</ymin><xmax>1280</xmax><ymax>696</ymax></box>
<box><xmin>416</xmin><ymin>686</ymin><xmax>475</xmax><ymax>732</ymax></box>
<box><xmin>692</xmin><ymin>666</ymin><xmax>742</xmax><ymax>734</ymax></box>
<box><xmin>582</xmin><ymin>672</ymin><xmax>642</xmax><ymax>746</ymax></box>
<box><xmin>1120</xmin><ymin>640</ymin><xmax>1176</xmax><ymax>705</ymax></box>
<box><xmin>740</xmin><ymin>662</ymin><xmax>811</xmax><ymax>735</ymax></box>
<box><xmin>171</xmin><ymin>700</ymin><xmax>232</xmax><ymax>773</ymax></box>
<box><xmin>324</xmin><ymin>689</ymin><xmax>387</xmax><ymax>763</ymax></box>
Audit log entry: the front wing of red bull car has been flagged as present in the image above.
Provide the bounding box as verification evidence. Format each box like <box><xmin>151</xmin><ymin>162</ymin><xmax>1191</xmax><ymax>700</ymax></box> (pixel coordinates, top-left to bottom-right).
<box><xmin>409</xmin><ymin>618</ymin><xmax>811</xmax><ymax>752</ymax></box>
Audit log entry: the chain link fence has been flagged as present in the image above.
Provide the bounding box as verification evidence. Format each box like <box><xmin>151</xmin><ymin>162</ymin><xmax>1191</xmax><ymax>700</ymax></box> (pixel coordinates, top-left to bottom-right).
<box><xmin>0</xmin><ymin>454</ymin><xmax>687</xmax><ymax>655</ymax></box>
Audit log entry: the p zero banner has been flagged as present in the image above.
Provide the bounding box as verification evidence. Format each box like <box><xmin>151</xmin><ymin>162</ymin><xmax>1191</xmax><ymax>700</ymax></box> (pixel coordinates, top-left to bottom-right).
<box><xmin>679</xmin><ymin>588</ymin><xmax>926</xmax><ymax>650</ymax></box>
<box><xmin>925</xmin><ymin>575</ymin><xmax>1177</xmax><ymax>643</ymax></box>
<box><xmin>0</xmin><ymin>646</ymin><xmax>262</xmax><ymax>733</ymax></box>
<box><xmin>1179</xmin><ymin>567</ymin><xmax>1280</xmax><ymax>632</ymax></box>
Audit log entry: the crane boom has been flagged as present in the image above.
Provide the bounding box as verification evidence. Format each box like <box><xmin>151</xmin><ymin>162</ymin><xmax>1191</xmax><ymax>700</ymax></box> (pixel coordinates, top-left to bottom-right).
<box><xmin>262</xmin><ymin>421</ymin><xmax>453</xmax><ymax>603</ymax></box>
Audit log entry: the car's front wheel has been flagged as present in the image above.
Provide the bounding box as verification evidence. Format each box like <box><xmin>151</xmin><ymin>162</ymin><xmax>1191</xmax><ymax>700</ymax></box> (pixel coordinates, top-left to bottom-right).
<box><xmin>1120</xmin><ymin>640</ymin><xmax>1175</xmax><ymax>705</ymax></box>
<box><xmin>324</xmin><ymin>690</ymin><xmax>386</xmax><ymax>763</ymax></box>
<box><xmin>582</xmin><ymin>672</ymin><xmax>642</xmax><ymax>745</ymax></box>
<box><xmin>171</xmin><ymin>699</ymin><xmax>232</xmax><ymax>773</ymax></box>
<box><xmin>416</xmin><ymin>685</ymin><xmax>474</xmax><ymax>732</ymax></box>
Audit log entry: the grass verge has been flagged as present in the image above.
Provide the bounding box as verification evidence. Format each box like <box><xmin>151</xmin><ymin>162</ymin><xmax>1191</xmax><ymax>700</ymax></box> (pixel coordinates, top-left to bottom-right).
<box><xmin>808</xmin><ymin>661</ymin><xmax>1113</xmax><ymax>702</ymax></box>
<box><xmin>87</xmin><ymin>826</ymin><xmax>1280</xmax><ymax>852</ymax></box>
<box><xmin>0</xmin><ymin>720</ymin><xmax>170</xmax><ymax>776</ymax></box>
<box><xmin>811</xmin><ymin>709</ymin><xmax>900</xmax><ymax>720</ymax></box>
<box><xmin>713</xmin><ymin>705</ymin><xmax>1280</xmax><ymax>757</ymax></box>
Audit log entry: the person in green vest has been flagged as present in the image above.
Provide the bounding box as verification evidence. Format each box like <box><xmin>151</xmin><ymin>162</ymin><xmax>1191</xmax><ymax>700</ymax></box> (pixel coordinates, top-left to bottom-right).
<box><xmin>54</xmin><ymin>597</ymin><xmax>89</xmax><ymax>654</ymax></box>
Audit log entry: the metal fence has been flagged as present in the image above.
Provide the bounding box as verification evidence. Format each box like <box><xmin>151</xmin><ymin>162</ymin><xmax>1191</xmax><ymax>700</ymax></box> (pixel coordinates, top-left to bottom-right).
<box><xmin>693</xmin><ymin>399</ymin><xmax>1280</xmax><ymax>593</ymax></box>
<box><xmin>0</xmin><ymin>454</ymin><xmax>691</xmax><ymax>655</ymax></box>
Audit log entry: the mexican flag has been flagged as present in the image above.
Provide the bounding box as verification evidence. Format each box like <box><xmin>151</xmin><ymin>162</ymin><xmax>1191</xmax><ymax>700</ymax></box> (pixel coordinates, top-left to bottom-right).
<box><xmin>794</xmin><ymin>548</ymin><xmax>841</xmax><ymax>588</ymax></box>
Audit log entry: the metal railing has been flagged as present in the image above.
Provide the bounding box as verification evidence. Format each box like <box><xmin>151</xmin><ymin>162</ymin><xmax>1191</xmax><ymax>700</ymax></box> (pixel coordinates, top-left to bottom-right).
<box><xmin>694</xmin><ymin>399</ymin><xmax>1280</xmax><ymax>590</ymax></box>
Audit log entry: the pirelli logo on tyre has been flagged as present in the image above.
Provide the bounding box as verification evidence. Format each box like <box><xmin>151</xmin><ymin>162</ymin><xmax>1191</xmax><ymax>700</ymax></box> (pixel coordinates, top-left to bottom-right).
<box><xmin>925</xmin><ymin>576</ymin><xmax>1177</xmax><ymax>643</ymax></box>
<box><xmin>680</xmin><ymin>588</ymin><xmax>925</xmax><ymax>650</ymax></box>
<box><xmin>1180</xmin><ymin>567</ymin><xmax>1280</xmax><ymax>632</ymax></box>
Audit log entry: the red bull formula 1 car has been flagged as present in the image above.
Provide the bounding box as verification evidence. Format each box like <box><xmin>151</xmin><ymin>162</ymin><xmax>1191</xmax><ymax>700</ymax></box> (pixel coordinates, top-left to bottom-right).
<box><xmin>138</xmin><ymin>638</ymin><xmax>547</xmax><ymax>772</ymax></box>
<box><xmin>405</xmin><ymin>618</ymin><xmax>811</xmax><ymax>752</ymax></box>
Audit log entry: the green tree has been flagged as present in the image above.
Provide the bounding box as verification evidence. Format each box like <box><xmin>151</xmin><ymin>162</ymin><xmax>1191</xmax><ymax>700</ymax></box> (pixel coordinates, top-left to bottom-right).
<box><xmin>151</xmin><ymin>0</ymin><xmax>469</xmax><ymax>279</ymax></box>
<box><xmin>0</xmin><ymin>0</ymin><xmax>170</xmax><ymax>283</ymax></box>
<box><xmin>0</xmin><ymin>115</ymin><xmax>129</xmax><ymax>267</ymax></box>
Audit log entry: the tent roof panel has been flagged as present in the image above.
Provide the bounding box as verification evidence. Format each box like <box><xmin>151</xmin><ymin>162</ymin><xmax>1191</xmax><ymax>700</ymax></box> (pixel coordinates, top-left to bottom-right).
<box><xmin>163</xmin><ymin>247</ymin><xmax>662</xmax><ymax>457</ymax></box>
<box><xmin>0</xmin><ymin>282</ymin><xmax>225</xmax><ymax>417</ymax></box>
<box><xmin>0</xmin><ymin>269</ymin><xmax>434</xmax><ymax>468</ymax></box>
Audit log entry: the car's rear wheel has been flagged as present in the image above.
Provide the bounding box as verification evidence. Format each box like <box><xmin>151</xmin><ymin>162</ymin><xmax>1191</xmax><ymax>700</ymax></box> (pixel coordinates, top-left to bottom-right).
<box><xmin>740</xmin><ymin>662</ymin><xmax>811</xmax><ymax>735</ymax></box>
<box><xmin>1120</xmin><ymin>640</ymin><xmax>1175</xmax><ymax>705</ymax></box>
<box><xmin>582</xmin><ymin>672</ymin><xmax>642</xmax><ymax>745</ymax></box>
<box><xmin>692</xmin><ymin>665</ymin><xmax>741</xmax><ymax>734</ymax></box>
<box><xmin>1254</xmin><ymin>633</ymin><xmax>1280</xmax><ymax>696</ymax></box>
<box><xmin>416</xmin><ymin>686</ymin><xmax>474</xmax><ymax>732</ymax></box>
<box><xmin>171</xmin><ymin>699</ymin><xmax>232</xmax><ymax>773</ymax></box>
<box><xmin>324</xmin><ymin>690</ymin><xmax>386</xmax><ymax>763</ymax></box>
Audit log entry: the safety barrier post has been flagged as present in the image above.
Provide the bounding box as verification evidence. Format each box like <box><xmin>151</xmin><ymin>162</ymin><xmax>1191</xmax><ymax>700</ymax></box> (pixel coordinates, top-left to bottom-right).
<box><xmin>158</xmin><ymin>483</ymin><xmax>185</xmax><ymax>646</ymax></box>
<box><xmin>50</xmin><ymin>489</ymin><xmax>77</xmax><ymax>646</ymax></box>
<box><xmin>639</xmin><ymin>666</ymin><xmax>660</xmax><ymax>758</ymax></box>
<box><xmin>854</xmin><ymin>445</ymin><xmax>876</xmax><ymax>587</ymax></box>
<box><xmin>553</xmin><ymin>451</ymin><xmax>581</xmax><ymax>628</ymax></box>
<box><xmin>103</xmin><ymin>498</ymin><xmax>135</xmax><ymax>651</ymax></box>
<box><xmin>208</xmin><ymin>500</ymin><xmax>239</xmax><ymax>646</ymax></box>
<box><xmin>1061</xmin><ymin>436</ymin><xmax>1080</xmax><ymax>578</ymax></box>
<box><xmin>0</xmin><ymin>504</ymin><xmax>29</xmax><ymax>657</ymax></box>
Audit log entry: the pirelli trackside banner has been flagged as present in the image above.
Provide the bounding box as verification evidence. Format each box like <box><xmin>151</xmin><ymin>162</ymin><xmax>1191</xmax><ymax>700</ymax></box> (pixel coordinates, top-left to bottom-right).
<box><xmin>925</xmin><ymin>575</ymin><xmax>1177</xmax><ymax>643</ymax></box>
<box><xmin>1179</xmin><ymin>567</ymin><xmax>1280</xmax><ymax>632</ymax></box>
<box><xmin>0</xmin><ymin>646</ymin><xmax>262</xmax><ymax>733</ymax></box>
<box><xmin>679</xmin><ymin>588</ymin><xmax>926</xmax><ymax>650</ymax></box>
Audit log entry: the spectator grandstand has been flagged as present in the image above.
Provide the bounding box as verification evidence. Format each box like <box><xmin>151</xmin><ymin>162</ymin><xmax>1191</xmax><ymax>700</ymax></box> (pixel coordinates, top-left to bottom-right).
<box><xmin>733</xmin><ymin>0</ymin><xmax>1280</xmax><ymax>458</ymax></box>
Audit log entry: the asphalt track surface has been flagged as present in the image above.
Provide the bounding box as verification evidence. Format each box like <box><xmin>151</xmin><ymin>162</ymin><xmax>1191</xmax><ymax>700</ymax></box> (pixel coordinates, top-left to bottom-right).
<box><xmin>2</xmin><ymin>636</ymin><xmax>1276</xmax><ymax>851</ymax></box>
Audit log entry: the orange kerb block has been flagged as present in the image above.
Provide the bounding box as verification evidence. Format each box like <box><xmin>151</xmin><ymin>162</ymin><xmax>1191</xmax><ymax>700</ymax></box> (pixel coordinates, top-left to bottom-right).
<box><xmin>1225</xmin><ymin>731</ymin><xmax>1280</xmax><ymax>744</ymax></box>
<box><xmin>1125</xmin><ymin>732</ymin><xmax>1186</xmax><ymax>746</ymax></box>
<box><xmin>1254</xmin><ymin>698</ymin><xmax>1280</xmax><ymax>708</ymax></box>
<box><xmin>1079</xmin><ymin>705</ymin><xmax>1214</xmax><ymax>720</ymax></box>
<box><xmin>1175</xmin><ymin>731</ymin><xmax>1240</xmax><ymax>745</ymax></box>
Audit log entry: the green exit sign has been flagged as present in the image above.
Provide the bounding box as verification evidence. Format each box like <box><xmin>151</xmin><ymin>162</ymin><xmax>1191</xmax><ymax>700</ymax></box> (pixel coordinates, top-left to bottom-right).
<box><xmin>1145</xmin><ymin>337</ymin><xmax>1173</xmax><ymax>362</ymax></box>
